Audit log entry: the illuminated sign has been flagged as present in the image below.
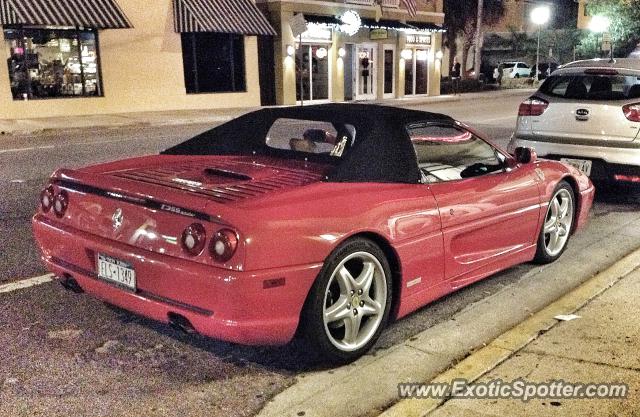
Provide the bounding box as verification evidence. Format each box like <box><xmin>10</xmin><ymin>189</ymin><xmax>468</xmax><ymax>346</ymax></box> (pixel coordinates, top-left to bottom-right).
<box><xmin>406</xmin><ymin>34</ymin><xmax>432</xmax><ymax>46</ymax></box>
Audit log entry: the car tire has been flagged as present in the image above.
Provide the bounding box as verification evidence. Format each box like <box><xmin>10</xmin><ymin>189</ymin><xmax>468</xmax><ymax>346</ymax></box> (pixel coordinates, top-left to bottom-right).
<box><xmin>533</xmin><ymin>181</ymin><xmax>575</xmax><ymax>264</ymax></box>
<box><xmin>300</xmin><ymin>238</ymin><xmax>393</xmax><ymax>363</ymax></box>
<box><xmin>515</xmin><ymin>73</ymin><xmax>520</xmax><ymax>78</ymax></box>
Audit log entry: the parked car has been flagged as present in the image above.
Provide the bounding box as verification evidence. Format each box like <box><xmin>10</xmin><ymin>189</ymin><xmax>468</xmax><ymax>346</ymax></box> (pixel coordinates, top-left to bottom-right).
<box><xmin>529</xmin><ymin>62</ymin><xmax>560</xmax><ymax>80</ymax></box>
<box><xmin>509</xmin><ymin>58</ymin><xmax>640</xmax><ymax>185</ymax></box>
<box><xmin>33</xmin><ymin>105</ymin><xmax>594</xmax><ymax>363</ymax></box>
<box><xmin>501</xmin><ymin>61</ymin><xmax>531</xmax><ymax>78</ymax></box>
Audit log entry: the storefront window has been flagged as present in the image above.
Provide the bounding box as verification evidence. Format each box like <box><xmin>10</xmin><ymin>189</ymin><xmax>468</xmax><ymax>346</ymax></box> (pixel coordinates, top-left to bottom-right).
<box><xmin>4</xmin><ymin>27</ymin><xmax>102</xmax><ymax>100</ymax></box>
<box><xmin>181</xmin><ymin>33</ymin><xmax>246</xmax><ymax>94</ymax></box>
<box><xmin>296</xmin><ymin>44</ymin><xmax>329</xmax><ymax>102</ymax></box>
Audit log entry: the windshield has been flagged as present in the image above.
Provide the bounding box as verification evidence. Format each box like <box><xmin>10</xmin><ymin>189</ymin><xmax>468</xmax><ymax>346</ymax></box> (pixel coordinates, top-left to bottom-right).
<box><xmin>540</xmin><ymin>73</ymin><xmax>640</xmax><ymax>100</ymax></box>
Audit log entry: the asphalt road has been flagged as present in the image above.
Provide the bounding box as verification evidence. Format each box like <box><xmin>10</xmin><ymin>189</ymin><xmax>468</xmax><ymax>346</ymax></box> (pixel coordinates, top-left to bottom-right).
<box><xmin>1</xmin><ymin>92</ymin><xmax>639</xmax><ymax>417</ymax></box>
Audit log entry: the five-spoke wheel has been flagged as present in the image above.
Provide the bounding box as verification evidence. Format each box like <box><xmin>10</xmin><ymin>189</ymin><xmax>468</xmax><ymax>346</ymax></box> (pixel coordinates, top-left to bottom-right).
<box><xmin>535</xmin><ymin>181</ymin><xmax>575</xmax><ymax>263</ymax></box>
<box><xmin>302</xmin><ymin>238</ymin><xmax>392</xmax><ymax>363</ymax></box>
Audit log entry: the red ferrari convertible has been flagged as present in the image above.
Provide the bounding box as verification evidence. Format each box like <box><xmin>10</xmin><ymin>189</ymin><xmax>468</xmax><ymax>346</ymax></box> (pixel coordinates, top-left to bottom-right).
<box><xmin>33</xmin><ymin>105</ymin><xmax>594</xmax><ymax>362</ymax></box>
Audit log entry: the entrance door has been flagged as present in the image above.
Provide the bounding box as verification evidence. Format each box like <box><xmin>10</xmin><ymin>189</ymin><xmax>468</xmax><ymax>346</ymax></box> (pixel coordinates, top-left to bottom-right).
<box><xmin>343</xmin><ymin>44</ymin><xmax>354</xmax><ymax>101</ymax></box>
<box><xmin>355</xmin><ymin>43</ymin><xmax>376</xmax><ymax>100</ymax></box>
<box><xmin>383</xmin><ymin>45</ymin><xmax>395</xmax><ymax>99</ymax></box>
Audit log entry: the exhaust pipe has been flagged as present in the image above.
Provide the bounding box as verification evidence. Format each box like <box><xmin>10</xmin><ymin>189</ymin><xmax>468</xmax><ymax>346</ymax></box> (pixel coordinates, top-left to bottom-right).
<box><xmin>167</xmin><ymin>312</ymin><xmax>197</xmax><ymax>335</ymax></box>
<box><xmin>59</xmin><ymin>275</ymin><xmax>84</xmax><ymax>294</ymax></box>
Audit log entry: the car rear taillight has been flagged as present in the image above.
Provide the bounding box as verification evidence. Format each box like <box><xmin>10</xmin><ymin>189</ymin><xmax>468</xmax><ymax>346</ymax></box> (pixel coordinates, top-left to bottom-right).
<box><xmin>623</xmin><ymin>103</ymin><xmax>640</xmax><ymax>122</ymax></box>
<box><xmin>181</xmin><ymin>223</ymin><xmax>207</xmax><ymax>256</ymax></box>
<box><xmin>210</xmin><ymin>229</ymin><xmax>238</xmax><ymax>263</ymax></box>
<box><xmin>40</xmin><ymin>185</ymin><xmax>55</xmax><ymax>212</ymax></box>
<box><xmin>53</xmin><ymin>190</ymin><xmax>69</xmax><ymax>218</ymax></box>
<box><xmin>518</xmin><ymin>97</ymin><xmax>549</xmax><ymax>116</ymax></box>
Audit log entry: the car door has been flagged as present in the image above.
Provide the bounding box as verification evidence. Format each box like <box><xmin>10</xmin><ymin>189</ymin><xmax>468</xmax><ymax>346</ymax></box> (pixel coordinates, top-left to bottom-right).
<box><xmin>408</xmin><ymin>122</ymin><xmax>541</xmax><ymax>287</ymax></box>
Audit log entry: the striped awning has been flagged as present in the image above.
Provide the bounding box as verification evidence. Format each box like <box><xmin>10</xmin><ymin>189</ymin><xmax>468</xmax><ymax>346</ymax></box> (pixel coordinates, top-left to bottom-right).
<box><xmin>173</xmin><ymin>0</ymin><xmax>276</xmax><ymax>36</ymax></box>
<box><xmin>0</xmin><ymin>0</ymin><xmax>132</xmax><ymax>28</ymax></box>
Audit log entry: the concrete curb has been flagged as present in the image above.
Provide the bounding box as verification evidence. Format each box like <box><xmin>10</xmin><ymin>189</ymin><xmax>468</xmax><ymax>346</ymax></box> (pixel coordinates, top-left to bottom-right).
<box><xmin>380</xmin><ymin>247</ymin><xmax>640</xmax><ymax>417</ymax></box>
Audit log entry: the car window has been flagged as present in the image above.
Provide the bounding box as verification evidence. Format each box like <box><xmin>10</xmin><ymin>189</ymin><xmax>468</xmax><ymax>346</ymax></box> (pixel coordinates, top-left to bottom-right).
<box><xmin>407</xmin><ymin>123</ymin><xmax>506</xmax><ymax>183</ymax></box>
<box><xmin>503</xmin><ymin>63</ymin><xmax>516</xmax><ymax>69</ymax></box>
<box><xmin>266</xmin><ymin>118</ymin><xmax>355</xmax><ymax>158</ymax></box>
<box><xmin>540</xmin><ymin>74</ymin><xmax>640</xmax><ymax>100</ymax></box>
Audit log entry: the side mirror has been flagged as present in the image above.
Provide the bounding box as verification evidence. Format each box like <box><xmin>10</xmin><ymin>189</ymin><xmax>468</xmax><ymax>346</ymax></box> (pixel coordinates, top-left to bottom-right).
<box><xmin>514</xmin><ymin>147</ymin><xmax>537</xmax><ymax>164</ymax></box>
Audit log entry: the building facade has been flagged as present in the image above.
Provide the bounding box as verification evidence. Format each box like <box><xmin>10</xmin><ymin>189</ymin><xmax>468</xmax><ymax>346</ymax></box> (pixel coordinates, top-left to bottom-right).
<box><xmin>257</xmin><ymin>0</ymin><xmax>445</xmax><ymax>105</ymax></box>
<box><xmin>0</xmin><ymin>0</ymin><xmax>276</xmax><ymax>119</ymax></box>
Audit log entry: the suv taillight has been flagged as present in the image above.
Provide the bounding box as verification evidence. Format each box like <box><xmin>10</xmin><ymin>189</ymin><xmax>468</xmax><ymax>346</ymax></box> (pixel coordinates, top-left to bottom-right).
<box><xmin>623</xmin><ymin>103</ymin><xmax>640</xmax><ymax>122</ymax></box>
<box><xmin>518</xmin><ymin>97</ymin><xmax>549</xmax><ymax>116</ymax></box>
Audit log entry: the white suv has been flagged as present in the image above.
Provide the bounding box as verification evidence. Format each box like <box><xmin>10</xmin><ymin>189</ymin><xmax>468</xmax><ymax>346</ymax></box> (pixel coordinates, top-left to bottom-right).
<box><xmin>508</xmin><ymin>58</ymin><xmax>640</xmax><ymax>185</ymax></box>
<box><xmin>501</xmin><ymin>62</ymin><xmax>530</xmax><ymax>78</ymax></box>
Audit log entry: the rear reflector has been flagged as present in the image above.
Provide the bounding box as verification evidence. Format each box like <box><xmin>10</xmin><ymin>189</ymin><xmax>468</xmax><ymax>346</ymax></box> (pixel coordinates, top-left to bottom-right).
<box><xmin>614</xmin><ymin>174</ymin><xmax>640</xmax><ymax>183</ymax></box>
<box><xmin>623</xmin><ymin>103</ymin><xmax>640</xmax><ymax>122</ymax></box>
<box><xmin>518</xmin><ymin>97</ymin><xmax>549</xmax><ymax>116</ymax></box>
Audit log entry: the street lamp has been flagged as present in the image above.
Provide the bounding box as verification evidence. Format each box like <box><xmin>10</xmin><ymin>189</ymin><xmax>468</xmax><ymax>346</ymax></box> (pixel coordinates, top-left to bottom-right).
<box><xmin>589</xmin><ymin>15</ymin><xmax>610</xmax><ymax>33</ymax></box>
<box><xmin>530</xmin><ymin>6</ymin><xmax>551</xmax><ymax>82</ymax></box>
<box><xmin>589</xmin><ymin>15</ymin><xmax>611</xmax><ymax>58</ymax></box>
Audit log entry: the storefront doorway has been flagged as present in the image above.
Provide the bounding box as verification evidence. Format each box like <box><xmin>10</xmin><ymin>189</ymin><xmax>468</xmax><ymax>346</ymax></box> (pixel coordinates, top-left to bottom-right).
<box><xmin>296</xmin><ymin>44</ymin><xmax>331</xmax><ymax>103</ymax></box>
<box><xmin>383</xmin><ymin>45</ymin><xmax>395</xmax><ymax>99</ymax></box>
<box><xmin>355</xmin><ymin>43</ymin><xmax>376</xmax><ymax>101</ymax></box>
<box><xmin>404</xmin><ymin>47</ymin><xmax>430</xmax><ymax>96</ymax></box>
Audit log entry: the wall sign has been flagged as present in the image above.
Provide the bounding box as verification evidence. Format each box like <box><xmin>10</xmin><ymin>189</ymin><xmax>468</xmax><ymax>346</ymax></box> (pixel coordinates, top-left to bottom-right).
<box><xmin>406</xmin><ymin>34</ymin><xmax>432</xmax><ymax>46</ymax></box>
<box><xmin>370</xmin><ymin>29</ymin><xmax>388</xmax><ymax>40</ymax></box>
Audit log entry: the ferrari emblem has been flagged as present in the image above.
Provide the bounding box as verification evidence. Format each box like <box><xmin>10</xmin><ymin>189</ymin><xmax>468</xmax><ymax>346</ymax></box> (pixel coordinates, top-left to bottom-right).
<box><xmin>112</xmin><ymin>208</ymin><xmax>124</xmax><ymax>230</ymax></box>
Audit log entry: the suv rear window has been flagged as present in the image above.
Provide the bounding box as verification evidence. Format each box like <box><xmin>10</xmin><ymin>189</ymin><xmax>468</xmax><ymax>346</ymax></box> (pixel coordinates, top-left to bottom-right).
<box><xmin>540</xmin><ymin>74</ymin><xmax>640</xmax><ymax>100</ymax></box>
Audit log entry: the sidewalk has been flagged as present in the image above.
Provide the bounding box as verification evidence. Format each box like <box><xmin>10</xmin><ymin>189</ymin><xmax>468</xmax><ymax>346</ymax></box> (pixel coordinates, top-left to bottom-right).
<box><xmin>0</xmin><ymin>88</ymin><xmax>534</xmax><ymax>137</ymax></box>
<box><xmin>382</xmin><ymin>251</ymin><xmax>640</xmax><ymax>417</ymax></box>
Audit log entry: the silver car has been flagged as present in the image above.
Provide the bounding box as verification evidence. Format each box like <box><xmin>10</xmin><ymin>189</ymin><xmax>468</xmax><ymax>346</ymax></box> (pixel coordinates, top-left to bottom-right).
<box><xmin>508</xmin><ymin>58</ymin><xmax>640</xmax><ymax>184</ymax></box>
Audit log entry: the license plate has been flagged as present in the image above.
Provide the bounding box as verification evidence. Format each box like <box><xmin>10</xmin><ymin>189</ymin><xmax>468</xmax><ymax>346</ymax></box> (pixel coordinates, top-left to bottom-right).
<box><xmin>97</xmin><ymin>254</ymin><xmax>136</xmax><ymax>291</ymax></box>
<box><xmin>561</xmin><ymin>158</ymin><xmax>592</xmax><ymax>176</ymax></box>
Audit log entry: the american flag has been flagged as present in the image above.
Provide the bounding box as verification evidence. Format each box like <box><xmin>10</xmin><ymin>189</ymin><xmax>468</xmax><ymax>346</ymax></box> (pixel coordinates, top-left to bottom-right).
<box><xmin>401</xmin><ymin>0</ymin><xmax>417</xmax><ymax>17</ymax></box>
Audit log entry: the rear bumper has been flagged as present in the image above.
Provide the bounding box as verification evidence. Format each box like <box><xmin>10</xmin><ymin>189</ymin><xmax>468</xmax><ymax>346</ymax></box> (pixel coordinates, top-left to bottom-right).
<box><xmin>509</xmin><ymin>137</ymin><xmax>640</xmax><ymax>181</ymax></box>
<box><xmin>32</xmin><ymin>214</ymin><xmax>321</xmax><ymax>346</ymax></box>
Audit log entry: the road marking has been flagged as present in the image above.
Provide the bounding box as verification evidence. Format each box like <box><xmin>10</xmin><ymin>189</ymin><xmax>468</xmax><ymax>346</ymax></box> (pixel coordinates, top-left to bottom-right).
<box><xmin>0</xmin><ymin>145</ymin><xmax>55</xmax><ymax>154</ymax></box>
<box><xmin>0</xmin><ymin>274</ymin><xmax>54</xmax><ymax>294</ymax></box>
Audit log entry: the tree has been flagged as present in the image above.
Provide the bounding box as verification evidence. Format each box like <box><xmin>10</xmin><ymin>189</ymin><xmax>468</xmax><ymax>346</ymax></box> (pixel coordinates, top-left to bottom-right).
<box><xmin>473</xmin><ymin>0</ymin><xmax>484</xmax><ymax>80</ymax></box>
<box><xmin>578</xmin><ymin>0</ymin><xmax>640</xmax><ymax>57</ymax></box>
<box><xmin>444</xmin><ymin>0</ymin><xmax>505</xmax><ymax>79</ymax></box>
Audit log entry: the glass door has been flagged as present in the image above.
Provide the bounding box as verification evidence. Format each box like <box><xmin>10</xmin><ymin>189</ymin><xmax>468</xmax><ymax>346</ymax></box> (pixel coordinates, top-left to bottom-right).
<box><xmin>404</xmin><ymin>48</ymin><xmax>430</xmax><ymax>96</ymax></box>
<box><xmin>355</xmin><ymin>43</ymin><xmax>376</xmax><ymax>100</ymax></box>
<box><xmin>296</xmin><ymin>44</ymin><xmax>330</xmax><ymax>103</ymax></box>
<box><xmin>383</xmin><ymin>45</ymin><xmax>395</xmax><ymax>98</ymax></box>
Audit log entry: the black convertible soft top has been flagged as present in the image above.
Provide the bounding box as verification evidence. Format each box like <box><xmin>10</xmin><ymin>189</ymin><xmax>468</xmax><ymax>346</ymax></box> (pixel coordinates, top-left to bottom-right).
<box><xmin>162</xmin><ymin>104</ymin><xmax>453</xmax><ymax>184</ymax></box>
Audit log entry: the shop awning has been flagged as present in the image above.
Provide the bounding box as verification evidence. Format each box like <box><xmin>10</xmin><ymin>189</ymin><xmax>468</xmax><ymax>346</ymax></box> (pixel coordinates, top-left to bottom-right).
<box><xmin>305</xmin><ymin>14</ymin><xmax>342</xmax><ymax>26</ymax></box>
<box><xmin>173</xmin><ymin>0</ymin><xmax>276</xmax><ymax>36</ymax></box>
<box><xmin>360</xmin><ymin>18</ymin><xmax>415</xmax><ymax>31</ymax></box>
<box><xmin>0</xmin><ymin>0</ymin><xmax>132</xmax><ymax>28</ymax></box>
<box><xmin>407</xmin><ymin>21</ymin><xmax>446</xmax><ymax>32</ymax></box>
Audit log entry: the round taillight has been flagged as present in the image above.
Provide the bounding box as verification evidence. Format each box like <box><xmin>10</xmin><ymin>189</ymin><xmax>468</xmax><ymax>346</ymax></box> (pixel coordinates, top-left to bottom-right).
<box><xmin>53</xmin><ymin>190</ymin><xmax>69</xmax><ymax>218</ymax></box>
<box><xmin>181</xmin><ymin>223</ymin><xmax>207</xmax><ymax>256</ymax></box>
<box><xmin>210</xmin><ymin>229</ymin><xmax>238</xmax><ymax>263</ymax></box>
<box><xmin>40</xmin><ymin>185</ymin><xmax>55</xmax><ymax>212</ymax></box>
